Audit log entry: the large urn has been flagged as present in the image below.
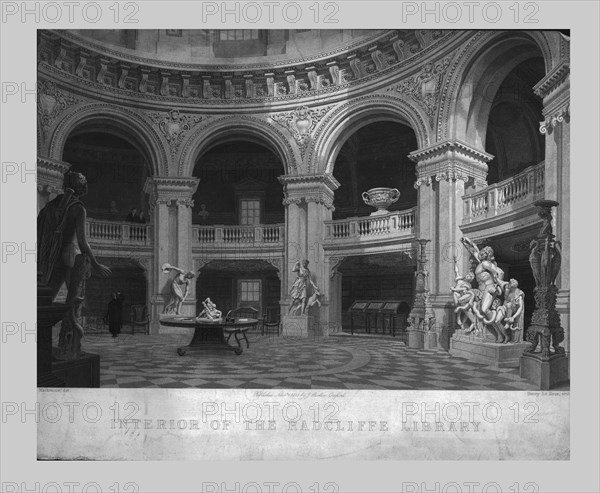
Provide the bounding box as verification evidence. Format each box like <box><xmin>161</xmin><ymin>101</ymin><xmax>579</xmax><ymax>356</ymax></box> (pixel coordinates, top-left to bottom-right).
<box><xmin>362</xmin><ymin>187</ymin><xmax>401</xmax><ymax>215</ymax></box>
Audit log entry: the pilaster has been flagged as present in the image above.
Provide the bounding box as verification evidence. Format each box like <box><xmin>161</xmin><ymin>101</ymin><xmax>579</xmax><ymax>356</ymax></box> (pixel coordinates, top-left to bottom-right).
<box><xmin>410</xmin><ymin>141</ymin><xmax>493</xmax><ymax>336</ymax></box>
<box><xmin>535</xmin><ymin>61</ymin><xmax>570</xmax><ymax>352</ymax></box>
<box><xmin>279</xmin><ymin>174</ymin><xmax>339</xmax><ymax>335</ymax></box>
<box><xmin>144</xmin><ymin>176</ymin><xmax>199</xmax><ymax>329</ymax></box>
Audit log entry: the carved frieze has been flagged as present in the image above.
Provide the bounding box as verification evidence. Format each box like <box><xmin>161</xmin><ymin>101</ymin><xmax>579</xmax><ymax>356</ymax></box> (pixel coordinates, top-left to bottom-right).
<box><xmin>269</xmin><ymin>105</ymin><xmax>333</xmax><ymax>158</ymax></box>
<box><xmin>37</xmin><ymin>80</ymin><xmax>80</xmax><ymax>129</ymax></box>
<box><xmin>387</xmin><ymin>56</ymin><xmax>451</xmax><ymax>127</ymax></box>
<box><xmin>150</xmin><ymin>109</ymin><xmax>202</xmax><ymax>158</ymax></box>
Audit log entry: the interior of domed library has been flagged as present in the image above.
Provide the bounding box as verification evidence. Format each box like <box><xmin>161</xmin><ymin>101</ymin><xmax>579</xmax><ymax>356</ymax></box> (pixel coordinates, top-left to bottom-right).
<box><xmin>36</xmin><ymin>29</ymin><xmax>570</xmax><ymax>391</ymax></box>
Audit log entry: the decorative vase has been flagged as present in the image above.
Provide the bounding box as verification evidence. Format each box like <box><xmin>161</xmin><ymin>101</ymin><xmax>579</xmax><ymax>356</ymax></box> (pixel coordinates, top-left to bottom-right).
<box><xmin>362</xmin><ymin>187</ymin><xmax>401</xmax><ymax>215</ymax></box>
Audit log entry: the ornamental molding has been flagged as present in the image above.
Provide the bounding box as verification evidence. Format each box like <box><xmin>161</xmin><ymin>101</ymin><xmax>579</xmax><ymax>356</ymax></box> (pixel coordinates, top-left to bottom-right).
<box><xmin>533</xmin><ymin>62</ymin><xmax>570</xmax><ymax>99</ymax></box>
<box><xmin>305</xmin><ymin>195</ymin><xmax>335</xmax><ymax>211</ymax></box>
<box><xmin>409</xmin><ymin>140</ymin><xmax>494</xmax><ymax>164</ymax></box>
<box><xmin>410</xmin><ymin>141</ymin><xmax>492</xmax><ymax>186</ymax></box>
<box><xmin>37</xmin><ymin>80</ymin><xmax>81</xmax><ymax>129</ymax></box>
<box><xmin>386</xmin><ymin>56</ymin><xmax>452</xmax><ymax>127</ymax></box>
<box><xmin>38</xmin><ymin>30</ymin><xmax>459</xmax><ymax>108</ymax></box>
<box><xmin>539</xmin><ymin>104</ymin><xmax>570</xmax><ymax>135</ymax></box>
<box><xmin>279</xmin><ymin>174</ymin><xmax>340</xmax><ymax>191</ymax></box>
<box><xmin>265</xmin><ymin>258</ymin><xmax>283</xmax><ymax>279</ymax></box>
<box><xmin>149</xmin><ymin>108</ymin><xmax>202</xmax><ymax>158</ymax></box>
<box><xmin>269</xmin><ymin>105</ymin><xmax>334</xmax><ymax>159</ymax></box>
<box><xmin>328</xmin><ymin>256</ymin><xmax>345</xmax><ymax>278</ymax></box>
<box><xmin>37</xmin><ymin>156</ymin><xmax>71</xmax><ymax>183</ymax></box>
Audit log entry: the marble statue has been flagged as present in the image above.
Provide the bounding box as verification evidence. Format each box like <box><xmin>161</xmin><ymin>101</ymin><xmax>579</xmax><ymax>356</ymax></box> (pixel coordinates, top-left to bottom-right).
<box><xmin>162</xmin><ymin>263</ymin><xmax>195</xmax><ymax>315</ymax></box>
<box><xmin>37</xmin><ymin>171</ymin><xmax>112</xmax><ymax>360</ymax></box>
<box><xmin>288</xmin><ymin>259</ymin><xmax>320</xmax><ymax>315</ymax></box>
<box><xmin>451</xmin><ymin>236</ymin><xmax>525</xmax><ymax>344</ymax></box>
<box><xmin>197</xmin><ymin>297</ymin><xmax>222</xmax><ymax>321</ymax></box>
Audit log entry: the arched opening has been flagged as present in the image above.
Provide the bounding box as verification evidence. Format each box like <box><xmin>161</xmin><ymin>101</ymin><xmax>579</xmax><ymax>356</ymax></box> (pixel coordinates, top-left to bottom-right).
<box><xmin>192</xmin><ymin>140</ymin><xmax>285</xmax><ymax>226</ymax></box>
<box><xmin>331</xmin><ymin>121</ymin><xmax>418</xmax><ymax>219</ymax></box>
<box><xmin>63</xmin><ymin>131</ymin><xmax>150</xmax><ymax>222</ymax></box>
<box><xmin>484</xmin><ymin>57</ymin><xmax>545</xmax><ymax>184</ymax></box>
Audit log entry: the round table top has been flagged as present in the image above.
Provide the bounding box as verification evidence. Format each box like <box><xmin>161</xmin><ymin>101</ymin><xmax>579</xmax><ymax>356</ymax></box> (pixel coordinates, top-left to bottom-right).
<box><xmin>160</xmin><ymin>316</ymin><xmax>258</xmax><ymax>328</ymax></box>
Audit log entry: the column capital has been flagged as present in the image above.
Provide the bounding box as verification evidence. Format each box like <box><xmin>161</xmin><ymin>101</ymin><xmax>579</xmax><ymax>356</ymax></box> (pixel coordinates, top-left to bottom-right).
<box><xmin>279</xmin><ymin>174</ymin><xmax>339</xmax><ymax>209</ymax></box>
<box><xmin>144</xmin><ymin>176</ymin><xmax>199</xmax><ymax>205</ymax></box>
<box><xmin>409</xmin><ymin>140</ymin><xmax>492</xmax><ymax>188</ymax></box>
<box><xmin>37</xmin><ymin>156</ymin><xmax>71</xmax><ymax>192</ymax></box>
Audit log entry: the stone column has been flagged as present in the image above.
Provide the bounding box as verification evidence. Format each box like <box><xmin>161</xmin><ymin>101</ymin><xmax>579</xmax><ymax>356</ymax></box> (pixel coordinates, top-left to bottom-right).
<box><xmin>144</xmin><ymin>177</ymin><xmax>199</xmax><ymax>331</ymax></box>
<box><xmin>409</xmin><ymin>141</ymin><xmax>492</xmax><ymax>348</ymax></box>
<box><xmin>37</xmin><ymin>156</ymin><xmax>71</xmax><ymax>212</ymax></box>
<box><xmin>535</xmin><ymin>62</ymin><xmax>570</xmax><ymax>354</ymax></box>
<box><xmin>279</xmin><ymin>174</ymin><xmax>339</xmax><ymax>337</ymax></box>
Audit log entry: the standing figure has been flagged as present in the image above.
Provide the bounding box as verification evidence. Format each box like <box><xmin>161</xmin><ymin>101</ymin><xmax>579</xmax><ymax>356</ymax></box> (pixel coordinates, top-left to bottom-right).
<box><xmin>37</xmin><ymin>171</ymin><xmax>112</xmax><ymax>359</ymax></box>
<box><xmin>126</xmin><ymin>208</ymin><xmax>139</xmax><ymax>223</ymax></box>
<box><xmin>162</xmin><ymin>263</ymin><xmax>195</xmax><ymax>315</ymax></box>
<box><xmin>288</xmin><ymin>259</ymin><xmax>319</xmax><ymax>315</ymax></box>
<box><xmin>105</xmin><ymin>293</ymin><xmax>122</xmax><ymax>338</ymax></box>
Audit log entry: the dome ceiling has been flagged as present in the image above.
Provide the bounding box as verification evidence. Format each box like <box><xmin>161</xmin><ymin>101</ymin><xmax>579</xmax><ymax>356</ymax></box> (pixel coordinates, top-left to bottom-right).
<box><xmin>68</xmin><ymin>29</ymin><xmax>388</xmax><ymax>69</ymax></box>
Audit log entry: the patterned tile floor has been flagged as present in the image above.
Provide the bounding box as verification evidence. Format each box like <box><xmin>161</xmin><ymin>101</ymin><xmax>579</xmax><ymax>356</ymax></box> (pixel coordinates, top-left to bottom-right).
<box><xmin>80</xmin><ymin>330</ymin><xmax>568</xmax><ymax>390</ymax></box>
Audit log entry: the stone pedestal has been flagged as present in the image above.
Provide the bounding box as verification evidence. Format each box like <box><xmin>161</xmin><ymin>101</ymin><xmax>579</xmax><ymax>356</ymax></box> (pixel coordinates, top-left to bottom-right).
<box><xmin>282</xmin><ymin>315</ymin><xmax>314</xmax><ymax>338</ymax></box>
<box><xmin>450</xmin><ymin>333</ymin><xmax>530</xmax><ymax>368</ymax></box>
<box><xmin>52</xmin><ymin>352</ymin><xmax>100</xmax><ymax>388</ymax></box>
<box><xmin>408</xmin><ymin>329</ymin><xmax>437</xmax><ymax>350</ymax></box>
<box><xmin>520</xmin><ymin>352</ymin><xmax>569</xmax><ymax>390</ymax></box>
<box><xmin>37</xmin><ymin>286</ymin><xmax>68</xmax><ymax>387</ymax></box>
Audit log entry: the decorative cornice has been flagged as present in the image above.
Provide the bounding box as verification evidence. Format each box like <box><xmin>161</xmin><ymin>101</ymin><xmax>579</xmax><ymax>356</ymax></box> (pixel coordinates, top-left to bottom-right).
<box><xmin>37</xmin><ymin>156</ymin><xmax>71</xmax><ymax>190</ymax></box>
<box><xmin>533</xmin><ymin>62</ymin><xmax>570</xmax><ymax>99</ymax></box>
<box><xmin>539</xmin><ymin>104</ymin><xmax>570</xmax><ymax>135</ymax></box>
<box><xmin>409</xmin><ymin>140</ymin><xmax>493</xmax><ymax>163</ymax></box>
<box><xmin>38</xmin><ymin>29</ymin><xmax>458</xmax><ymax>107</ymax></box>
<box><xmin>144</xmin><ymin>176</ymin><xmax>199</xmax><ymax>203</ymax></box>
<box><xmin>279</xmin><ymin>174</ymin><xmax>340</xmax><ymax>191</ymax></box>
<box><xmin>410</xmin><ymin>140</ymin><xmax>492</xmax><ymax>186</ymax></box>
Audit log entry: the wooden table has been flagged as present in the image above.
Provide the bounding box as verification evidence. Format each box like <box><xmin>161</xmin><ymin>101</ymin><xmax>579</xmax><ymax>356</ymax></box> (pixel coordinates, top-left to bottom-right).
<box><xmin>160</xmin><ymin>317</ymin><xmax>258</xmax><ymax>356</ymax></box>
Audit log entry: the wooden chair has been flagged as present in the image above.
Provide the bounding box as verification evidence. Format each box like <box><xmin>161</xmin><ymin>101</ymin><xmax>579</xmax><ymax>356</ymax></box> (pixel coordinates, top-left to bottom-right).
<box><xmin>262</xmin><ymin>307</ymin><xmax>281</xmax><ymax>337</ymax></box>
<box><xmin>130</xmin><ymin>305</ymin><xmax>150</xmax><ymax>335</ymax></box>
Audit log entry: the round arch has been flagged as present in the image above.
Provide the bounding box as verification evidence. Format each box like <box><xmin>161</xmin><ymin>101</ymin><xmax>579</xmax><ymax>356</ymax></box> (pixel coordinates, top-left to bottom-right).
<box><xmin>439</xmin><ymin>31</ymin><xmax>561</xmax><ymax>148</ymax></box>
<box><xmin>179</xmin><ymin>115</ymin><xmax>296</xmax><ymax>177</ymax></box>
<box><xmin>308</xmin><ymin>94</ymin><xmax>431</xmax><ymax>175</ymax></box>
<box><xmin>48</xmin><ymin>103</ymin><xmax>168</xmax><ymax>176</ymax></box>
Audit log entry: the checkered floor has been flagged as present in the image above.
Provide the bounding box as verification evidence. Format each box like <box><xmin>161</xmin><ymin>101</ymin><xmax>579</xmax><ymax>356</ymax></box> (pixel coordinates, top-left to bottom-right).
<box><xmin>79</xmin><ymin>330</ymin><xmax>564</xmax><ymax>390</ymax></box>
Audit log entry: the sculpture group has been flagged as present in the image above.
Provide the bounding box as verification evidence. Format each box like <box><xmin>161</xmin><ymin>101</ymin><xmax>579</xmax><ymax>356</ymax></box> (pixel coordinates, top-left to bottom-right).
<box><xmin>452</xmin><ymin>236</ymin><xmax>525</xmax><ymax>344</ymax></box>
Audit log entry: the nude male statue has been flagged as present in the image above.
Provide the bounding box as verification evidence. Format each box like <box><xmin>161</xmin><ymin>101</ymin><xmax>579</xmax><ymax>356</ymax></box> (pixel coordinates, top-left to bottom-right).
<box><xmin>37</xmin><ymin>171</ymin><xmax>112</xmax><ymax>358</ymax></box>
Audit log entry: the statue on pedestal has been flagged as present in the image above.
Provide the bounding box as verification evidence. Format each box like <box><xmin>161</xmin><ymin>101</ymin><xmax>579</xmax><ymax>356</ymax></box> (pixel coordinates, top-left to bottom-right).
<box><xmin>453</xmin><ymin>236</ymin><xmax>525</xmax><ymax>344</ymax></box>
<box><xmin>288</xmin><ymin>259</ymin><xmax>320</xmax><ymax>315</ymax></box>
<box><xmin>37</xmin><ymin>171</ymin><xmax>112</xmax><ymax>360</ymax></box>
<box><xmin>162</xmin><ymin>263</ymin><xmax>195</xmax><ymax>315</ymax></box>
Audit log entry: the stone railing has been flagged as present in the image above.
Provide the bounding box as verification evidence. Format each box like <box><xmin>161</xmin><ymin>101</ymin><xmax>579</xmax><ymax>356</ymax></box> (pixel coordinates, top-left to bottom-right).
<box><xmin>86</xmin><ymin>219</ymin><xmax>152</xmax><ymax>245</ymax></box>
<box><xmin>193</xmin><ymin>224</ymin><xmax>285</xmax><ymax>246</ymax></box>
<box><xmin>324</xmin><ymin>208</ymin><xmax>416</xmax><ymax>243</ymax></box>
<box><xmin>463</xmin><ymin>163</ymin><xmax>545</xmax><ymax>224</ymax></box>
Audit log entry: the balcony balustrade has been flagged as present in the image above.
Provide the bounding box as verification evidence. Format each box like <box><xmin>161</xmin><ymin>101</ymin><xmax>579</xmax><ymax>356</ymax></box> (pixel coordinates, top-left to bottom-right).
<box><xmin>324</xmin><ymin>208</ymin><xmax>416</xmax><ymax>246</ymax></box>
<box><xmin>193</xmin><ymin>223</ymin><xmax>285</xmax><ymax>246</ymax></box>
<box><xmin>462</xmin><ymin>162</ymin><xmax>545</xmax><ymax>225</ymax></box>
<box><xmin>86</xmin><ymin>219</ymin><xmax>152</xmax><ymax>246</ymax></box>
